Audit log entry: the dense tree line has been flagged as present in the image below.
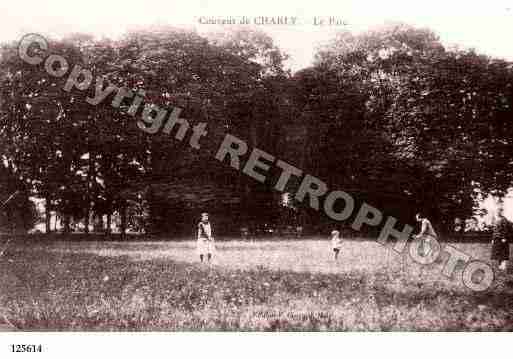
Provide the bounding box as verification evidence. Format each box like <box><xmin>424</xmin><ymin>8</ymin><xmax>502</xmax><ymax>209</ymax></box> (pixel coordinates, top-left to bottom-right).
<box><xmin>1</xmin><ymin>23</ymin><xmax>512</xmax><ymax>236</ymax></box>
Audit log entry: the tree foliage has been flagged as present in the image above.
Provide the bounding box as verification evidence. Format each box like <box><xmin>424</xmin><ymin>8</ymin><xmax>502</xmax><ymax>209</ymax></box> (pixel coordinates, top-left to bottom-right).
<box><xmin>1</xmin><ymin>24</ymin><xmax>512</xmax><ymax>235</ymax></box>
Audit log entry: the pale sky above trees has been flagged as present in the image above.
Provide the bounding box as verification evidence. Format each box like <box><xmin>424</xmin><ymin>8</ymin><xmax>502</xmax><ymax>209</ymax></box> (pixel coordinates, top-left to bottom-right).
<box><xmin>1</xmin><ymin>0</ymin><xmax>512</xmax><ymax>71</ymax></box>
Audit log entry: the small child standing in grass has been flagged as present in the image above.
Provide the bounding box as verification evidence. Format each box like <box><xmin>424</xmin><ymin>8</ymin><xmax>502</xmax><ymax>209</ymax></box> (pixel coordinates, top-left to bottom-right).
<box><xmin>197</xmin><ymin>212</ymin><xmax>215</xmax><ymax>263</ymax></box>
<box><xmin>331</xmin><ymin>230</ymin><xmax>343</xmax><ymax>260</ymax></box>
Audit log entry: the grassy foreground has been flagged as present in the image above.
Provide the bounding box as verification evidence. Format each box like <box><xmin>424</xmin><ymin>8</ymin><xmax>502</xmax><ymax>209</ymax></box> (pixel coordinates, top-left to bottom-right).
<box><xmin>0</xmin><ymin>239</ymin><xmax>512</xmax><ymax>331</ymax></box>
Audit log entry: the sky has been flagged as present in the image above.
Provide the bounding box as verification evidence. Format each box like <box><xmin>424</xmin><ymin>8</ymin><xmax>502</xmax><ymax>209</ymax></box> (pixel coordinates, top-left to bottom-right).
<box><xmin>1</xmin><ymin>0</ymin><xmax>513</xmax><ymax>71</ymax></box>
<box><xmin>2</xmin><ymin>0</ymin><xmax>513</xmax><ymax>222</ymax></box>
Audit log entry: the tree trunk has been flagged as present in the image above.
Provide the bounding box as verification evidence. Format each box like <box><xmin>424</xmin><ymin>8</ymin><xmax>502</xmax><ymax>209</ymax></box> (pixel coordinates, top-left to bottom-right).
<box><xmin>63</xmin><ymin>214</ymin><xmax>71</xmax><ymax>234</ymax></box>
<box><xmin>93</xmin><ymin>213</ymin><xmax>103</xmax><ymax>233</ymax></box>
<box><xmin>105</xmin><ymin>213</ymin><xmax>111</xmax><ymax>235</ymax></box>
<box><xmin>44</xmin><ymin>195</ymin><xmax>51</xmax><ymax>234</ymax></box>
<box><xmin>53</xmin><ymin>213</ymin><xmax>58</xmax><ymax>232</ymax></box>
<box><xmin>85</xmin><ymin>150</ymin><xmax>95</xmax><ymax>235</ymax></box>
<box><xmin>84</xmin><ymin>207</ymin><xmax>90</xmax><ymax>234</ymax></box>
<box><xmin>458</xmin><ymin>220</ymin><xmax>465</xmax><ymax>235</ymax></box>
<box><xmin>120</xmin><ymin>205</ymin><xmax>127</xmax><ymax>239</ymax></box>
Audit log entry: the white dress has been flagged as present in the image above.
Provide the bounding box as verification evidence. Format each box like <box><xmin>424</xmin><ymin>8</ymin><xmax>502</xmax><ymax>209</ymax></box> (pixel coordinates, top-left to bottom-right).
<box><xmin>197</xmin><ymin>222</ymin><xmax>215</xmax><ymax>255</ymax></box>
<box><xmin>332</xmin><ymin>235</ymin><xmax>343</xmax><ymax>250</ymax></box>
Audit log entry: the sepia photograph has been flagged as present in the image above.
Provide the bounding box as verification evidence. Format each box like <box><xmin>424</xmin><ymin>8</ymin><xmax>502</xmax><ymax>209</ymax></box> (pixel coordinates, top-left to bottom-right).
<box><xmin>1</xmin><ymin>0</ymin><xmax>513</xmax><ymax>350</ymax></box>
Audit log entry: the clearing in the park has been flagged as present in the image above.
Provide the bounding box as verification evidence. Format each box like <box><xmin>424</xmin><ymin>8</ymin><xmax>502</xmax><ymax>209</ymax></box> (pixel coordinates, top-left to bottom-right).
<box><xmin>1</xmin><ymin>237</ymin><xmax>511</xmax><ymax>331</ymax></box>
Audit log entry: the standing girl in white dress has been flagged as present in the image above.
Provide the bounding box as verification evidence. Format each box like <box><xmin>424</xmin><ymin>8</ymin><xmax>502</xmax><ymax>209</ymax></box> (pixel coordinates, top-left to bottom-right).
<box><xmin>197</xmin><ymin>212</ymin><xmax>215</xmax><ymax>262</ymax></box>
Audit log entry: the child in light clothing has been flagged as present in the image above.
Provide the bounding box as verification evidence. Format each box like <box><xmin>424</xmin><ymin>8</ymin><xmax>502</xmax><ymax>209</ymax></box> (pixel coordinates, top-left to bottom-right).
<box><xmin>331</xmin><ymin>230</ymin><xmax>343</xmax><ymax>260</ymax></box>
<box><xmin>197</xmin><ymin>212</ymin><xmax>215</xmax><ymax>262</ymax></box>
<box><xmin>414</xmin><ymin>212</ymin><xmax>438</xmax><ymax>258</ymax></box>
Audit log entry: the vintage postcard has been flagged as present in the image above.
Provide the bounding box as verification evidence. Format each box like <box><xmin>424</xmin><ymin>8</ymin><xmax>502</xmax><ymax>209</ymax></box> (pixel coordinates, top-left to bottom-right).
<box><xmin>0</xmin><ymin>0</ymin><xmax>513</xmax><ymax>356</ymax></box>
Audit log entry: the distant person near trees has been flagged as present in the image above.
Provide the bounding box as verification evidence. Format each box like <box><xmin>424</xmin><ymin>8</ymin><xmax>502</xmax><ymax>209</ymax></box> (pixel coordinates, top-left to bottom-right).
<box><xmin>491</xmin><ymin>207</ymin><xmax>511</xmax><ymax>271</ymax></box>
<box><xmin>414</xmin><ymin>212</ymin><xmax>438</xmax><ymax>259</ymax></box>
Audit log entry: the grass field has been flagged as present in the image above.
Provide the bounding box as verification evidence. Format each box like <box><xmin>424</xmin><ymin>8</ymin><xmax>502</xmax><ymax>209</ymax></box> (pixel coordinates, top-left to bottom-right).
<box><xmin>0</xmin><ymin>237</ymin><xmax>512</xmax><ymax>331</ymax></box>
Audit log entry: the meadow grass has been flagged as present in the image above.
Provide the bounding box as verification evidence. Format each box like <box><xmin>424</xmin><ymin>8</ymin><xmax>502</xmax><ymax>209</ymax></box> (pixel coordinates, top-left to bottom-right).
<box><xmin>0</xmin><ymin>237</ymin><xmax>512</xmax><ymax>331</ymax></box>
